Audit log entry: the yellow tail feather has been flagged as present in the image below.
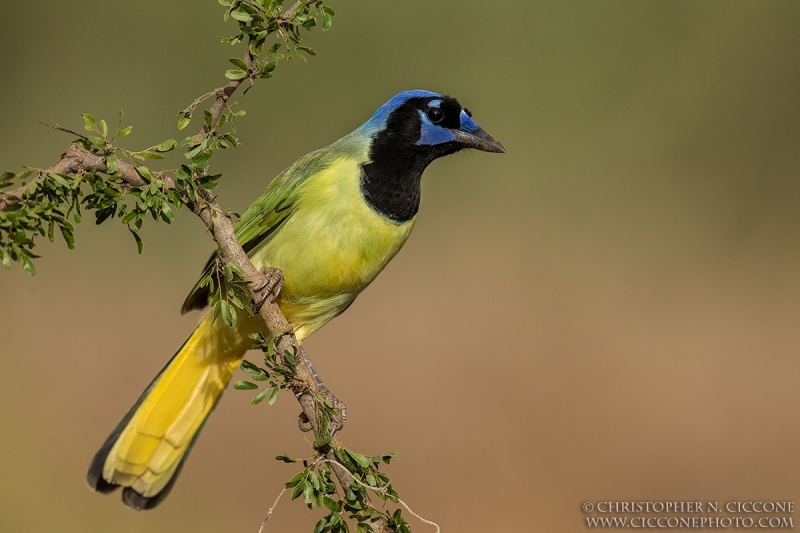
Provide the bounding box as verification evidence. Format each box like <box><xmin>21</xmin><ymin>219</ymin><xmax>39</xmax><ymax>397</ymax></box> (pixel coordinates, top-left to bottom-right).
<box><xmin>88</xmin><ymin>310</ymin><xmax>261</xmax><ymax>509</ymax></box>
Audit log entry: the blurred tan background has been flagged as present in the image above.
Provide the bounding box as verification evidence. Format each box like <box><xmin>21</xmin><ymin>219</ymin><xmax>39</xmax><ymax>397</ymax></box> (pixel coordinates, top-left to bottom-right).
<box><xmin>2</xmin><ymin>1</ymin><xmax>800</xmax><ymax>531</ymax></box>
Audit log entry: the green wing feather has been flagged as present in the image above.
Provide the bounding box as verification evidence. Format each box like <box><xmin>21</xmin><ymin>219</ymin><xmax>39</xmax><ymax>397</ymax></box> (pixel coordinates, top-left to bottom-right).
<box><xmin>180</xmin><ymin>148</ymin><xmax>330</xmax><ymax>314</ymax></box>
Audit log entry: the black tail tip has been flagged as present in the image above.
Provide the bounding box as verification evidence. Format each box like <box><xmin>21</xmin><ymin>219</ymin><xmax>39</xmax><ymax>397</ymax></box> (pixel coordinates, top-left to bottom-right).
<box><xmin>87</xmin><ymin>450</ymin><xmax>180</xmax><ymax>510</ymax></box>
<box><xmin>87</xmin><ymin>468</ymin><xmax>172</xmax><ymax>511</ymax></box>
<box><xmin>86</xmin><ymin>444</ymin><xmax>165</xmax><ymax>510</ymax></box>
<box><xmin>87</xmin><ymin>448</ymin><xmax>119</xmax><ymax>494</ymax></box>
<box><xmin>122</xmin><ymin>487</ymin><xmax>169</xmax><ymax>511</ymax></box>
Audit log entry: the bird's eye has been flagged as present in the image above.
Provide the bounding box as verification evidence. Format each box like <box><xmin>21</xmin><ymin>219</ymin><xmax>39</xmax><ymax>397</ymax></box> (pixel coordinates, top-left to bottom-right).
<box><xmin>426</xmin><ymin>107</ymin><xmax>444</xmax><ymax>123</ymax></box>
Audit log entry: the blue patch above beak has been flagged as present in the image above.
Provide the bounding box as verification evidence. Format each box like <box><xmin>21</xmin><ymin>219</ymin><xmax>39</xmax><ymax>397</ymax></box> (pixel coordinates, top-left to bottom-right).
<box><xmin>459</xmin><ymin>110</ymin><xmax>480</xmax><ymax>133</ymax></box>
<box><xmin>416</xmin><ymin>110</ymin><xmax>457</xmax><ymax>146</ymax></box>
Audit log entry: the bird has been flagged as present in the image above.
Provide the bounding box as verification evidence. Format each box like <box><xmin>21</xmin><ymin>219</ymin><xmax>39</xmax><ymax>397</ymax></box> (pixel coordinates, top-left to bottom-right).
<box><xmin>86</xmin><ymin>89</ymin><xmax>504</xmax><ymax>510</ymax></box>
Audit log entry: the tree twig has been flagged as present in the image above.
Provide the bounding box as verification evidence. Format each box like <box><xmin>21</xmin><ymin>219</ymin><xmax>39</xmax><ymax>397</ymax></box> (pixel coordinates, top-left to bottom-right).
<box><xmin>0</xmin><ymin>144</ymin><xmax>150</xmax><ymax>211</ymax></box>
<box><xmin>317</xmin><ymin>460</ymin><xmax>441</xmax><ymax>533</ymax></box>
<box><xmin>258</xmin><ymin>486</ymin><xmax>288</xmax><ymax>533</ymax></box>
<box><xmin>38</xmin><ymin>121</ymin><xmax>88</xmax><ymax>140</ymax></box>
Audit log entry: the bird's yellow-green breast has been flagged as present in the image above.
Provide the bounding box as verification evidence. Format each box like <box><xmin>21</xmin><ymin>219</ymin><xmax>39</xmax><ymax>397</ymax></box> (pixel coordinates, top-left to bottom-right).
<box><xmin>249</xmin><ymin>153</ymin><xmax>416</xmax><ymax>342</ymax></box>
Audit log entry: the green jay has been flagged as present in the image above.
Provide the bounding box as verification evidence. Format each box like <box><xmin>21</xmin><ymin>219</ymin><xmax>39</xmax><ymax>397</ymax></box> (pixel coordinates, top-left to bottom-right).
<box><xmin>87</xmin><ymin>90</ymin><xmax>504</xmax><ymax>509</ymax></box>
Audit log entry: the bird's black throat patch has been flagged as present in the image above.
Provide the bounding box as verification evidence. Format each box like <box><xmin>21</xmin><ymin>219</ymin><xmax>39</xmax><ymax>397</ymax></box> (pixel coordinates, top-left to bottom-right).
<box><xmin>361</xmin><ymin>96</ymin><xmax>463</xmax><ymax>222</ymax></box>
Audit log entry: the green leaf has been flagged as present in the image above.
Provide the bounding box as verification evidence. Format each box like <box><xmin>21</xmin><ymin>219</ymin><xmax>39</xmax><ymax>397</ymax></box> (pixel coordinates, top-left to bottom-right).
<box><xmin>95</xmin><ymin>206</ymin><xmax>115</xmax><ymax>224</ymax></box>
<box><xmin>233</xmin><ymin>380</ymin><xmax>258</xmax><ymax>390</ymax></box>
<box><xmin>60</xmin><ymin>226</ymin><xmax>76</xmax><ymax>249</ymax></box>
<box><xmin>99</xmin><ymin>119</ymin><xmax>108</xmax><ymax>137</ymax></box>
<box><xmin>382</xmin><ymin>451</ymin><xmax>398</xmax><ymax>464</ymax></box>
<box><xmin>117</xmin><ymin>125</ymin><xmax>133</xmax><ymax>138</ymax></box>
<box><xmin>313</xmin><ymin>434</ymin><xmax>333</xmax><ymax>448</ymax></box>
<box><xmin>89</xmin><ymin>136</ymin><xmax>106</xmax><ymax>147</ymax></box>
<box><xmin>321</xmin><ymin>5</ymin><xmax>336</xmax><ymax>15</ymax></box>
<box><xmin>48</xmin><ymin>173</ymin><xmax>71</xmax><ymax>187</ymax></box>
<box><xmin>225</xmin><ymin>69</ymin><xmax>247</xmax><ymax>80</ymax></box>
<box><xmin>121</xmin><ymin>210</ymin><xmax>138</xmax><ymax>225</ymax></box>
<box><xmin>322</xmin><ymin>496</ymin><xmax>338</xmax><ymax>512</ymax></box>
<box><xmin>230</xmin><ymin>7</ymin><xmax>252</xmax><ymax>21</ymax></box>
<box><xmin>16</xmin><ymin>169</ymin><xmax>33</xmax><ymax>181</ymax></box>
<box><xmin>322</xmin><ymin>11</ymin><xmax>332</xmax><ymax>31</ymax></box>
<box><xmin>268</xmin><ymin>386</ymin><xmax>279</xmax><ymax>405</ymax></box>
<box><xmin>154</xmin><ymin>139</ymin><xmax>178</xmax><ymax>152</ymax></box>
<box><xmin>228</xmin><ymin>263</ymin><xmax>244</xmax><ymax>277</ymax></box>
<box><xmin>302</xmin><ymin>482</ymin><xmax>314</xmax><ymax>505</ymax></box>
<box><xmin>193</xmin><ymin>153</ymin><xmax>214</xmax><ymax>173</ymax></box>
<box><xmin>291</xmin><ymin>481</ymin><xmax>306</xmax><ymax>501</ymax></box>
<box><xmin>135</xmin><ymin>165</ymin><xmax>156</xmax><ymax>182</ymax></box>
<box><xmin>308</xmin><ymin>470</ymin><xmax>323</xmax><ymax>490</ymax></box>
<box><xmin>286</xmin><ymin>471</ymin><xmax>305</xmax><ymax>488</ymax></box>
<box><xmin>249</xmin><ymin>36</ymin><xmax>265</xmax><ymax>57</ymax></box>
<box><xmin>297</xmin><ymin>46</ymin><xmax>316</xmax><ymax>56</ymax></box>
<box><xmin>139</xmin><ymin>151</ymin><xmax>165</xmax><ymax>160</ymax></box>
<box><xmin>128</xmin><ymin>228</ymin><xmax>143</xmax><ymax>254</ymax></box>
<box><xmin>160</xmin><ymin>204</ymin><xmax>174</xmax><ymax>223</ymax></box>
<box><xmin>22</xmin><ymin>255</ymin><xmax>36</xmax><ymax>276</ymax></box>
<box><xmin>346</xmin><ymin>449</ymin><xmax>371</xmax><ymax>468</ymax></box>
<box><xmin>185</xmin><ymin>143</ymin><xmax>203</xmax><ymax>159</ymax></box>
<box><xmin>240</xmin><ymin>359</ymin><xmax>261</xmax><ymax>374</ymax></box>
<box><xmin>251</xmin><ymin>387</ymin><xmax>270</xmax><ymax>405</ymax></box>
<box><xmin>246</xmin><ymin>370</ymin><xmax>267</xmax><ymax>381</ymax></box>
<box><xmin>229</xmin><ymin>57</ymin><xmax>248</xmax><ymax>69</ymax></box>
<box><xmin>106</xmin><ymin>153</ymin><xmax>118</xmax><ymax>174</ymax></box>
<box><xmin>178</xmin><ymin>115</ymin><xmax>192</xmax><ymax>131</ymax></box>
<box><xmin>82</xmin><ymin>114</ymin><xmax>99</xmax><ymax>133</ymax></box>
<box><xmin>220</xmin><ymin>299</ymin><xmax>237</xmax><ymax>327</ymax></box>
<box><xmin>0</xmin><ymin>248</ymin><xmax>11</xmax><ymax>270</ymax></box>
<box><xmin>224</xmin><ymin>264</ymin><xmax>234</xmax><ymax>282</ymax></box>
<box><xmin>314</xmin><ymin>517</ymin><xmax>328</xmax><ymax>533</ymax></box>
<box><xmin>276</xmin><ymin>455</ymin><xmax>301</xmax><ymax>463</ymax></box>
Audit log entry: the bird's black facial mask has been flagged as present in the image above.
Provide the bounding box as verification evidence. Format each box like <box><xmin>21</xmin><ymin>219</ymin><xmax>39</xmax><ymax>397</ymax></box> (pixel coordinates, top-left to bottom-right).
<box><xmin>375</xmin><ymin>95</ymin><xmax>505</xmax><ymax>155</ymax></box>
<box><xmin>361</xmin><ymin>93</ymin><xmax>504</xmax><ymax>223</ymax></box>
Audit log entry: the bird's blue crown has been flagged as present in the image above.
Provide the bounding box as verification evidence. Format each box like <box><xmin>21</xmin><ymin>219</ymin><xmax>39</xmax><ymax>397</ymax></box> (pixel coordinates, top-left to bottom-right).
<box><xmin>358</xmin><ymin>90</ymin><xmax>480</xmax><ymax>147</ymax></box>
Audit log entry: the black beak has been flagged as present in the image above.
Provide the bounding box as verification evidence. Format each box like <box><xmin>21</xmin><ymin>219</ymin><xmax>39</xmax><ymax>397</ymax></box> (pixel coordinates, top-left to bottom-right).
<box><xmin>453</xmin><ymin>128</ymin><xmax>506</xmax><ymax>153</ymax></box>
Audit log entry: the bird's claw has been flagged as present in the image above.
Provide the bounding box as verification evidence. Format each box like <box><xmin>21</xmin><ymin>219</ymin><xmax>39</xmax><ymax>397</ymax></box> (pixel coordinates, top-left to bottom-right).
<box><xmin>250</xmin><ymin>267</ymin><xmax>283</xmax><ymax>313</ymax></box>
<box><xmin>298</xmin><ymin>412</ymin><xmax>313</xmax><ymax>432</ymax></box>
<box><xmin>296</xmin><ymin>394</ymin><xmax>347</xmax><ymax>437</ymax></box>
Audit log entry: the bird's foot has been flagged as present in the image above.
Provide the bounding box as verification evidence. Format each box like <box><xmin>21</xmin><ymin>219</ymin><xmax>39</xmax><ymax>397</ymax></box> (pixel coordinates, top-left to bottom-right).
<box><xmin>297</xmin><ymin>390</ymin><xmax>347</xmax><ymax>436</ymax></box>
<box><xmin>250</xmin><ymin>267</ymin><xmax>283</xmax><ymax>313</ymax></box>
